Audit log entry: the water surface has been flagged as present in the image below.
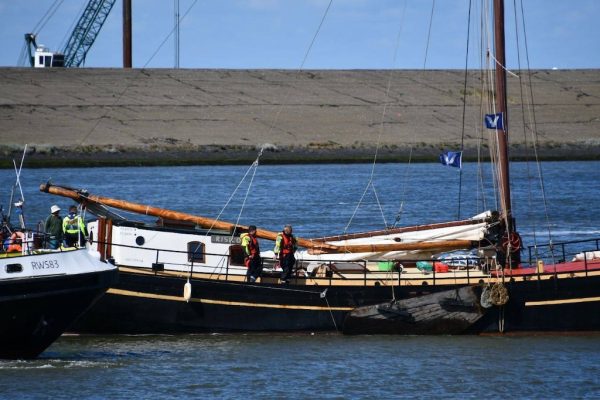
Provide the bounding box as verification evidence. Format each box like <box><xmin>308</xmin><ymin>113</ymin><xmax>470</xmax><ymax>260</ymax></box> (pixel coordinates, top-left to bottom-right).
<box><xmin>1</xmin><ymin>162</ymin><xmax>599</xmax><ymax>399</ymax></box>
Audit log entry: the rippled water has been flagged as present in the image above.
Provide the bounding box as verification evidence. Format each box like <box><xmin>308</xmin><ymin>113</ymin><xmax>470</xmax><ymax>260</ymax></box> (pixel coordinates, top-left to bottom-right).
<box><xmin>1</xmin><ymin>162</ymin><xmax>599</xmax><ymax>398</ymax></box>
<box><xmin>4</xmin><ymin>161</ymin><xmax>600</xmax><ymax>242</ymax></box>
<box><xmin>1</xmin><ymin>334</ymin><xmax>599</xmax><ymax>399</ymax></box>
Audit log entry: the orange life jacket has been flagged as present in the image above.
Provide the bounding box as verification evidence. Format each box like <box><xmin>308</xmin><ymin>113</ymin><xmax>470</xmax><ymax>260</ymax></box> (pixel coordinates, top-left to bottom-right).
<box><xmin>280</xmin><ymin>233</ymin><xmax>295</xmax><ymax>255</ymax></box>
<box><xmin>246</xmin><ymin>235</ymin><xmax>259</xmax><ymax>257</ymax></box>
<box><xmin>7</xmin><ymin>231</ymin><xmax>24</xmax><ymax>253</ymax></box>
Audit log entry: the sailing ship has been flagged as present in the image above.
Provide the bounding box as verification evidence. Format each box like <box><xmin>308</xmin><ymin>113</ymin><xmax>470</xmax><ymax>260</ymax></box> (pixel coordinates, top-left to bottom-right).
<box><xmin>40</xmin><ymin>0</ymin><xmax>600</xmax><ymax>334</ymax></box>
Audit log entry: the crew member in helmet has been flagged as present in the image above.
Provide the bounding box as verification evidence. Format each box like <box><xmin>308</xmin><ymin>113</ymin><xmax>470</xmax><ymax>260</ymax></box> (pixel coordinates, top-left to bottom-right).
<box><xmin>241</xmin><ymin>225</ymin><xmax>262</xmax><ymax>283</ymax></box>
<box><xmin>44</xmin><ymin>204</ymin><xmax>63</xmax><ymax>249</ymax></box>
<box><xmin>62</xmin><ymin>205</ymin><xmax>87</xmax><ymax>247</ymax></box>
<box><xmin>274</xmin><ymin>224</ymin><xmax>298</xmax><ymax>284</ymax></box>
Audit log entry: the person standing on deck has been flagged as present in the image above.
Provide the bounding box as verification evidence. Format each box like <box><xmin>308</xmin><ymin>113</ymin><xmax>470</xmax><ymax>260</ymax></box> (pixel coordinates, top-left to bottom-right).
<box><xmin>274</xmin><ymin>225</ymin><xmax>298</xmax><ymax>284</ymax></box>
<box><xmin>44</xmin><ymin>205</ymin><xmax>63</xmax><ymax>249</ymax></box>
<box><xmin>241</xmin><ymin>225</ymin><xmax>262</xmax><ymax>283</ymax></box>
<box><xmin>63</xmin><ymin>205</ymin><xmax>87</xmax><ymax>248</ymax></box>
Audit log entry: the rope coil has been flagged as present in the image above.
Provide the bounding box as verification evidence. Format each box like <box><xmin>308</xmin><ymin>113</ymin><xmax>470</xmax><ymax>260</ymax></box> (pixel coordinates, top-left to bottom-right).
<box><xmin>480</xmin><ymin>281</ymin><xmax>509</xmax><ymax>308</ymax></box>
<box><xmin>489</xmin><ymin>282</ymin><xmax>509</xmax><ymax>306</ymax></box>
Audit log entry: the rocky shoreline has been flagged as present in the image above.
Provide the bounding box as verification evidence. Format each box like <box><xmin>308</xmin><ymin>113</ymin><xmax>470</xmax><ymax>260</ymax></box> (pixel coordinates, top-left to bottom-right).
<box><xmin>2</xmin><ymin>142</ymin><xmax>598</xmax><ymax>168</ymax></box>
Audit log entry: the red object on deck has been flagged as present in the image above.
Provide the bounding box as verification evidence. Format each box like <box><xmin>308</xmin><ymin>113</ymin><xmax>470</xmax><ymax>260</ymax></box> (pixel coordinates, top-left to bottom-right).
<box><xmin>434</xmin><ymin>262</ymin><xmax>449</xmax><ymax>273</ymax></box>
<box><xmin>491</xmin><ymin>259</ymin><xmax>600</xmax><ymax>277</ymax></box>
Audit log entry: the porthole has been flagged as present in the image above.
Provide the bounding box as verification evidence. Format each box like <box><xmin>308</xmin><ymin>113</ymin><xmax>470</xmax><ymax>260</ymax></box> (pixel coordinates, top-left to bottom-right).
<box><xmin>136</xmin><ymin>236</ymin><xmax>145</xmax><ymax>246</ymax></box>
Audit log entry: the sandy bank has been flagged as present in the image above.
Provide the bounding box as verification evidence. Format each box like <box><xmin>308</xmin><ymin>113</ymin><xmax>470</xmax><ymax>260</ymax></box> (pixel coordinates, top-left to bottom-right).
<box><xmin>0</xmin><ymin>68</ymin><xmax>598</xmax><ymax>166</ymax></box>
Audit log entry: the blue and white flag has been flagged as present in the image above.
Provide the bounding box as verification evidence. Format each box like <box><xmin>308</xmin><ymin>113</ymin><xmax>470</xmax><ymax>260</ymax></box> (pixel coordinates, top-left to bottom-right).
<box><xmin>485</xmin><ymin>112</ymin><xmax>504</xmax><ymax>129</ymax></box>
<box><xmin>439</xmin><ymin>151</ymin><xmax>462</xmax><ymax>169</ymax></box>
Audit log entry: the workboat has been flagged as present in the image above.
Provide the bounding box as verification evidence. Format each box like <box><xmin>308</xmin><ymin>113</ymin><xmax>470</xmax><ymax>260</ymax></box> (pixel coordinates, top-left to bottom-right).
<box><xmin>0</xmin><ymin>228</ymin><xmax>117</xmax><ymax>359</ymax></box>
<box><xmin>40</xmin><ymin>0</ymin><xmax>600</xmax><ymax>334</ymax></box>
<box><xmin>0</xmin><ymin>147</ymin><xmax>117</xmax><ymax>358</ymax></box>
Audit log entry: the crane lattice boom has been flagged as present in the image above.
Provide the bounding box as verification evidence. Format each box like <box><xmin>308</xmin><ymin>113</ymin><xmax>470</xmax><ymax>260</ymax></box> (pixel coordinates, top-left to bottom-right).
<box><xmin>62</xmin><ymin>0</ymin><xmax>116</xmax><ymax>67</ymax></box>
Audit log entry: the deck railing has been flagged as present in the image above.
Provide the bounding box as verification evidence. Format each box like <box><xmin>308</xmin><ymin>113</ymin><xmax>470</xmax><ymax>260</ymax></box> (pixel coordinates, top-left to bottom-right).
<box><xmin>71</xmin><ymin>238</ymin><xmax>511</xmax><ymax>287</ymax></box>
<box><xmin>526</xmin><ymin>237</ymin><xmax>600</xmax><ymax>265</ymax></box>
<box><xmin>5</xmin><ymin>232</ymin><xmax>599</xmax><ymax>286</ymax></box>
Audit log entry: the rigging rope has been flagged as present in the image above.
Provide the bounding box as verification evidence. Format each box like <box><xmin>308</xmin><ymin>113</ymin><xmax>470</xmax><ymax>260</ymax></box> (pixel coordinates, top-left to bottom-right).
<box><xmin>482</xmin><ymin>0</ymin><xmax>500</xmax><ymax>213</ymax></box>
<box><xmin>77</xmin><ymin>0</ymin><xmax>201</xmax><ymax>147</ymax></box>
<box><xmin>475</xmin><ymin>4</ymin><xmax>490</xmax><ymax>214</ymax></box>
<box><xmin>392</xmin><ymin>146</ymin><xmax>413</xmax><ymax>227</ymax></box>
<box><xmin>204</xmin><ymin>148</ymin><xmax>264</xmax><ymax>238</ymax></box>
<box><xmin>258</xmin><ymin>0</ymin><xmax>334</xmax><ymax>147</ymax></box>
<box><xmin>204</xmin><ymin>148</ymin><xmax>264</xmax><ymax>279</ymax></box>
<box><xmin>143</xmin><ymin>0</ymin><xmax>200</xmax><ymax>68</ymax></box>
<box><xmin>231</xmin><ymin>149</ymin><xmax>263</xmax><ymax>235</ymax></box>
<box><xmin>31</xmin><ymin>0</ymin><xmax>64</xmax><ymax>35</ymax></box>
<box><xmin>209</xmin><ymin>1</ymin><xmax>334</xmax><ymax>243</ymax></box>
<box><xmin>18</xmin><ymin>0</ymin><xmax>65</xmax><ymax>66</ymax></box>
<box><xmin>345</xmin><ymin>0</ymin><xmax>407</xmax><ymax>233</ymax></box>
<box><xmin>518</xmin><ymin>0</ymin><xmax>555</xmax><ymax>261</ymax></box>
<box><xmin>422</xmin><ymin>0</ymin><xmax>436</xmax><ymax>69</ymax></box>
<box><xmin>457</xmin><ymin>0</ymin><xmax>473</xmax><ymax>220</ymax></box>
<box><xmin>512</xmin><ymin>0</ymin><xmax>539</xmax><ymax>254</ymax></box>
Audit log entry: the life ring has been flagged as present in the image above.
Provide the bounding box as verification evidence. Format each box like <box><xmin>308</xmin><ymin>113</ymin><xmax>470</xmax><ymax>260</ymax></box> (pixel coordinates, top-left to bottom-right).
<box><xmin>7</xmin><ymin>231</ymin><xmax>25</xmax><ymax>253</ymax></box>
<box><xmin>501</xmin><ymin>232</ymin><xmax>521</xmax><ymax>253</ymax></box>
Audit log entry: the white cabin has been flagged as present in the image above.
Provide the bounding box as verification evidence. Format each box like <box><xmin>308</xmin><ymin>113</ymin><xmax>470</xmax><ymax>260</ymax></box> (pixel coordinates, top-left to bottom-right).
<box><xmin>33</xmin><ymin>45</ymin><xmax>64</xmax><ymax>68</ymax></box>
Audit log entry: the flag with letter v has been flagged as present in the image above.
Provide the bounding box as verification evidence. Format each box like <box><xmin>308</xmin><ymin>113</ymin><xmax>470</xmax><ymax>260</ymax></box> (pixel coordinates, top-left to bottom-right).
<box><xmin>439</xmin><ymin>151</ymin><xmax>462</xmax><ymax>169</ymax></box>
<box><xmin>485</xmin><ymin>112</ymin><xmax>504</xmax><ymax>129</ymax></box>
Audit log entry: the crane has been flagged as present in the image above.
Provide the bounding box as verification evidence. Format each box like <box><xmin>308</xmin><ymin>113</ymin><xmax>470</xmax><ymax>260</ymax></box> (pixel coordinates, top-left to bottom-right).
<box><xmin>25</xmin><ymin>0</ymin><xmax>116</xmax><ymax>68</ymax></box>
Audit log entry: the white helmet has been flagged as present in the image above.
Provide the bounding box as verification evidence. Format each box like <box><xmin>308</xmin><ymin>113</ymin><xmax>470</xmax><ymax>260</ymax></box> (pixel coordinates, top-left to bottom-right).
<box><xmin>50</xmin><ymin>205</ymin><xmax>61</xmax><ymax>213</ymax></box>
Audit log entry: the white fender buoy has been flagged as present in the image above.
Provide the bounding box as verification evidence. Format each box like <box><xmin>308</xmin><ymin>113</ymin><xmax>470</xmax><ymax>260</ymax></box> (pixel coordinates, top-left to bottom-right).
<box><xmin>183</xmin><ymin>281</ymin><xmax>192</xmax><ymax>302</ymax></box>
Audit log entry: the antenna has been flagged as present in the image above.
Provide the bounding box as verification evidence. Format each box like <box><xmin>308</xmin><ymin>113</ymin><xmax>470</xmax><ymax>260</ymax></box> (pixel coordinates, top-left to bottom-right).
<box><xmin>13</xmin><ymin>144</ymin><xmax>28</xmax><ymax>205</ymax></box>
<box><xmin>10</xmin><ymin>145</ymin><xmax>28</xmax><ymax>229</ymax></box>
<box><xmin>174</xmin><ymin>0</ymin><xmax>180</xmax><ymax>68</ymax></box>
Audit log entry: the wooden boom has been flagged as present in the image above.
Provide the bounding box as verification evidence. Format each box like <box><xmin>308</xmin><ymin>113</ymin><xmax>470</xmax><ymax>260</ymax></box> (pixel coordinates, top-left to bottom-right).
<box><xmin>40</xmin><ymin>183</ymin><xmax>474</xmax><ymax>254</ymax></box>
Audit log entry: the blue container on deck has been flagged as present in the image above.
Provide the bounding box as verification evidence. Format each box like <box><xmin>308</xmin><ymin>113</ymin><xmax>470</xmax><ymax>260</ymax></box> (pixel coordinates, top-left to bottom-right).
<box><xmin>416</xmin><ymin>261</ymin><xmax>433</xmax><ymax>272</ymax></box>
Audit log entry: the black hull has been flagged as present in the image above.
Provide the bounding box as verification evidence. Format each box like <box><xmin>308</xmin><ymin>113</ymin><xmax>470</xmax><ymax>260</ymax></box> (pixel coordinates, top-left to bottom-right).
<box><xmin>343</xmin><ymin>286</ymin><xmax>486</xmax><ymax>335</ymax></box>
<box><xmin>471</xmin><ymin>274</ymin><xmax>600</xmax><ymax>334</ymax></box>
<box><xmin>71</xmin><ymin>267</ymin><xmax>600</xmax><ymax>334</ymax></box>
<box><xmin>72</xmin><ymin>270</ymin><xmax>390</xmax><ymax>333</ymax></box>
<box><xmin>0</xmin><ymin>269</ymin><xmax>118</xmax><ymax>359</ymax></box>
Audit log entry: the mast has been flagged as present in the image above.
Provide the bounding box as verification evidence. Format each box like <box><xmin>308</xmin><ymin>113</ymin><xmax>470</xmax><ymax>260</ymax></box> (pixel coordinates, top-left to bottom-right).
<box><xmin>493</xmin><ymin>0</ymin><xmax>512</xmax><ymax>227</ymax></box>
<box><xmin>123</xmin><ymin>0</ymin><xmax>132</xmax><ymax>68</ymax></box>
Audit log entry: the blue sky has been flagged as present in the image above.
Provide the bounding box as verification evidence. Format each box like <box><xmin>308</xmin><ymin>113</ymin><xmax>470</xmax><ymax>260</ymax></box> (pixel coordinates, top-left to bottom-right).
<box><xmin>1</xmin><ymin>0</ymin><xmax>598</xmax><ymax>69</ymax></box>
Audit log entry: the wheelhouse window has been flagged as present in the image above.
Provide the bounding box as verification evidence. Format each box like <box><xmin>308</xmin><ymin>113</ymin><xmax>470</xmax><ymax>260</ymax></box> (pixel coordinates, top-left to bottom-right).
<box><xmin>187</xmin><ymin>241</ymin><xmax>205</xmax><ymax>263</ymax></box>
<box><xmin>229</xmin><ymin>245</ymin><xmax>246</xmax><ymax>266</ymax></box>
<box><xmin>6</xmin><ymin>264</ymin><xmax>23</xmax><ymax>273</ymax></box>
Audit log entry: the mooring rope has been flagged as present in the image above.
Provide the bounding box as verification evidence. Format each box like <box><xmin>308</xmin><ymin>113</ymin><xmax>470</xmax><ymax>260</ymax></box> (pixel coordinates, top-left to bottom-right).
<box><xmin>320</xmin><ymin>288</ymin><xmax>339</xmax><ymax>331</ymax></box>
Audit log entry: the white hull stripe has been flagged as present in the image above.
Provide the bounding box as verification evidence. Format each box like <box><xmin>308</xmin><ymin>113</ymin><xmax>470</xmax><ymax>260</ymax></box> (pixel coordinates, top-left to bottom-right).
<box><xmin>107</xmin><ymin>288</ymin><xmax>354</xmax><ymax>311</ymax></box>
<box><xmin>525</xmin><ymin>296</ymin><xmax>600</xmax><ymax>306</ymax></box>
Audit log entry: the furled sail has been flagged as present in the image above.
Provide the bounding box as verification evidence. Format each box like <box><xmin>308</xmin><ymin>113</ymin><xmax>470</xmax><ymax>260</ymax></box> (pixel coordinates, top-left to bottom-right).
<box><xmin>40</xmin><ymin>183</ymin><xmax>481</xmax><ymax>255</ymax></box>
